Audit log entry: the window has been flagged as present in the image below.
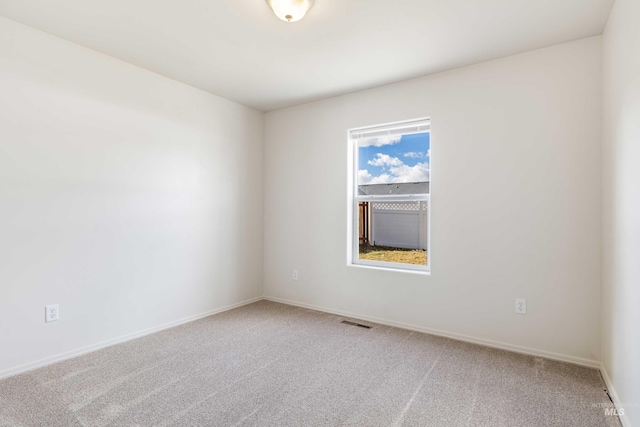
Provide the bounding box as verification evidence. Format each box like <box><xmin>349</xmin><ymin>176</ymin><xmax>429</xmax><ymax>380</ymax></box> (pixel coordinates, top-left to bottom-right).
<box><xmin>350</xmin><ymin>118</ymin><xmax>431</xmax><ymax>272</ymax></box>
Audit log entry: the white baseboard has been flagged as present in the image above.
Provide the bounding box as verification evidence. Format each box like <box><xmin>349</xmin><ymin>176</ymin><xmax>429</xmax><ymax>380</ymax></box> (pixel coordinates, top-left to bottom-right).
<box><xmin>263</xmin><ymin>295</ymin><xmax>601</xmax><ymax>369</ymax></box>
<box><xmin>0</xmin><ymin>296</ymin><xmax>263</xmax><ymax>380</ymax></box>
<box><xmin>600</xmin><ymin>365</ymin><xmax>630</xmax><ymax>427</ymax></box>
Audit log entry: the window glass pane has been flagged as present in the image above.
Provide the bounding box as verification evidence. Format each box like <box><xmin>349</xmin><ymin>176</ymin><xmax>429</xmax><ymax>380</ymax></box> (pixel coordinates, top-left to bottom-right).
<box><xmin>355</xmin><ymin>126</ymin><xmax>430</xmax><ymax>269</ymax></box>
<box><xmin>357</xmin><ymin>132</ymin><xmax>430</xmax><ymax>186</ymax></box>
<box><xmin>358</xmin><ymin>200</ymin><xmax>428</xmax><ymax>267</ymax></box>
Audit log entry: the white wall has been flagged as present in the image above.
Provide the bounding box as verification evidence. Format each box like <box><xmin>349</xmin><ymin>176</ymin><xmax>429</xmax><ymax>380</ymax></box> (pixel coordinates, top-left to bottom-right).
<box><xmin>602</xmin><ymin>0</ymin><xmax>640</xmax><ymax>424</ymax></box>
<box><xmin>0</xmin><ymin>17</ymin><xmax>263</xmax><ymax>376</ymax></box>
<box><xmin>264</xmin><ymin>37</ymin><xmax>603</xmax><ymax>365</ymax></box>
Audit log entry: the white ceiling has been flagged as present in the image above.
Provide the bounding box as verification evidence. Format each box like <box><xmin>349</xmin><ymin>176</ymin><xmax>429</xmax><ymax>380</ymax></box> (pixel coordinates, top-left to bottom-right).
<box><xmin>0</xmin><ymin>0</ymin><xmax>614</xmax><ymax>111</ymax></box>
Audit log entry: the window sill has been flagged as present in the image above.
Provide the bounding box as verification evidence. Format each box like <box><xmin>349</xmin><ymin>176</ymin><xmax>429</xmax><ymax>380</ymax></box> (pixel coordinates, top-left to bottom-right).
<box><xmin>348</xmin><ymin>261</ymin><xmax>430</xmax><ymax>276</ymax></box>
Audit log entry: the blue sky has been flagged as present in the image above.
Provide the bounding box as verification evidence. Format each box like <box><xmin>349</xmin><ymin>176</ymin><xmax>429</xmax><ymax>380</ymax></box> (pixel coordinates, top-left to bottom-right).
<box><xmin>358</xmin><ymin>132</ymin><xmax>430</xmax><ymax>185</ymax></box>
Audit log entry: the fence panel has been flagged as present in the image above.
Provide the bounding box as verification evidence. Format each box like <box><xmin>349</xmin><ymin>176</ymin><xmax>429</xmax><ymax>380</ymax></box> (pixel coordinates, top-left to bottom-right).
<box><xmin>371</xmin><ymin>201</ymin><xmax>427</xmax><ymax>249</ymax></box>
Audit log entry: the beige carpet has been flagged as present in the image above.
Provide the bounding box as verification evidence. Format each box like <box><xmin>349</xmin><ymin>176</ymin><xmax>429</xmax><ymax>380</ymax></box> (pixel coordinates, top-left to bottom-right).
<box><xmin>0</xmin><ymin>300</ymin><xmax>621</xmax><ymax>426</ymax></box>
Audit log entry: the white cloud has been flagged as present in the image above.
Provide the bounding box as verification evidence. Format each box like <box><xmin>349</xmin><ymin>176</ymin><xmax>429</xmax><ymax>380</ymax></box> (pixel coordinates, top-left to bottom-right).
<box><xmin>368</xmin><ymin>153</ymin><xmax>403</xmax><ymax>168</ymax></box>
<box><xmin>359</xmin><ymin>169</ymin><xmax>396</xmax><ymax>185</ymax></box>
<box><xmin>370</xmin><ymin>174</ymin><xmax>393</xmax><ymax>184</ymax></box>
<box><xmin>358</xmin><ymin>169</ymin><xmax>373</xmax><ymax>185</ymax></box>
<box><xmin>387</xmin><ymin>161</ymin><xmax>430</xmax><ymax>183</ymax></box>
<box><xmin>403</xmin><ymin>151</ymin><xmax>424</xmax><ymax>158</ymax></box>
<box><xmin>358</xmin><ymin>135</ymin><xmax>402</xmax><ymax>148</ymax></box>
<box><xmin>359</xmin><ymin>157</ymin><xmax>430</xmax><ymax>185</ymax></box>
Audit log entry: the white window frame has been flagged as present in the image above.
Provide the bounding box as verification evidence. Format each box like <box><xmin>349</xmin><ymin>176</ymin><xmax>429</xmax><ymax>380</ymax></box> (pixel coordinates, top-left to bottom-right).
<box><xmin>348</xmin><ymin>118</ymin><xmax>431</xmax><ymax>274</ymax></box>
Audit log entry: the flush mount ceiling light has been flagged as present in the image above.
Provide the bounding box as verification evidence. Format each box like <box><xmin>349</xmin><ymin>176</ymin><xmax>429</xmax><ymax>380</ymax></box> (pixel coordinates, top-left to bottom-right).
<box><xmin>266</xmin><ymin>0</ymin><xmax>314</xmax><ymax>23</ymax></box>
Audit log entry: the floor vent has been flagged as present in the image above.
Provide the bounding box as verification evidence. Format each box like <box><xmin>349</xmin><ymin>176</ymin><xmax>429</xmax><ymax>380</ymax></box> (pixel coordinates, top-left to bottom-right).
<box><xmin>341</xmin><ymin>320</ymin><xmax>372</xmax><ymax>329</ymax></box>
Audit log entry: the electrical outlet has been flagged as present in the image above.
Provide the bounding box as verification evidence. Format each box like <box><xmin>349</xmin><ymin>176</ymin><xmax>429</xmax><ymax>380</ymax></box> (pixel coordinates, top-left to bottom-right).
<box><xmin>292</xmin><ymin>270</ymin><xmax>298</xmax><ymax>280</ymax></box>
<box><xmin>45</xmin><ymin>304</ymin><xmax>59</xmax><ymax>322</ymax></box>
<box><xmin>515</xmin><ymin>299</ymin><xmax>526</xmax><ymax>315</ymax></box>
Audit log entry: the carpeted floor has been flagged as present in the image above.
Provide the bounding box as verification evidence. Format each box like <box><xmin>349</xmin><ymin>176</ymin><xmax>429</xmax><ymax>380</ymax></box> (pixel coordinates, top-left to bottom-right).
<box><xmin>0</xmin><ymin>300</ymin><xmax>621</xmax><ymax>426</ymax></box>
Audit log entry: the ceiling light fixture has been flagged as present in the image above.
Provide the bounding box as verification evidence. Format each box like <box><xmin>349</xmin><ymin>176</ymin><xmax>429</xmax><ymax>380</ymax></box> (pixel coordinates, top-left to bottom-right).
<box><xmin>266</xmin><ymin>0</ymin><xmax>314</xmax><ymax>23</ymax></box>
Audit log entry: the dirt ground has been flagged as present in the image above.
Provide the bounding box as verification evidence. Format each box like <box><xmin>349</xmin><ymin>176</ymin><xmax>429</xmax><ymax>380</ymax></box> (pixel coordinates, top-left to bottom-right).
<box><xmin>359</xmin><ymin>244</ymin><xmax>427</xmax><ymax>265</ymax></box>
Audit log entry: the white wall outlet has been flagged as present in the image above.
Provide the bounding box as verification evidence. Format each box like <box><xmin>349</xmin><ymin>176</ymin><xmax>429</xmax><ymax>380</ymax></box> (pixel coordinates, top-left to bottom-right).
<box><xmin>515</xmin><ymin>299</ymin><xmax>526</xmax><ymax>315</ymax></box>
<box><xmin>292</xmin><ymin>270</ymin><xmax>298</xmax><ymax>280</ymax></box>
<box><xmin>45</xmin><ymin>304</ymin><xmax>59</xmax><ymax>322</ymax></box>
